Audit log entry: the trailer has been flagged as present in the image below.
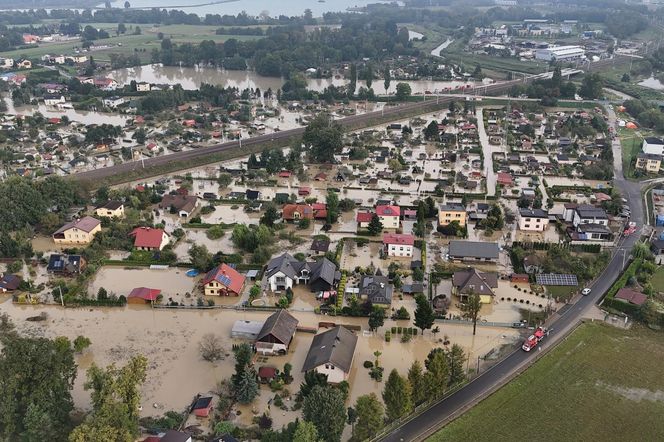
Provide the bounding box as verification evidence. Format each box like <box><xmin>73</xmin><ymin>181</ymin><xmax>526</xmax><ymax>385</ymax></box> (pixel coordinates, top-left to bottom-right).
<box><xmin>522</xmin><ymin>326</ymin><xmax>547</xmax><ymax>352</ymax></box>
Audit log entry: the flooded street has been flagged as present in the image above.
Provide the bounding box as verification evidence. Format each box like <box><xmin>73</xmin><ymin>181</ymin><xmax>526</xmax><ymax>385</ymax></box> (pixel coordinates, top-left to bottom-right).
<box><xmin>2</xmin><ymin>96</ymin><xmax>130</xmax><ymax>126</ymax></box>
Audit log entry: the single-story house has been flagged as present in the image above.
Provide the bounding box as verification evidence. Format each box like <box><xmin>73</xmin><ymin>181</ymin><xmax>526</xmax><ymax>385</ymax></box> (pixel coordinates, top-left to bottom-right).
<box><xmin>159</xmin><ymin>194</ymin><xmax>198</xmax><ymax>217</ymax></box>
<box><xmin>258</xmin><ymin>366</ymin><xmax>278</xmax><ymax>383</ymax></box>
<box><xmin>614</xmin><ymin>288</ymin><xmax>647</xmax><ymax>306</ymax></box>
<box><xmin>310</xmin><ymin>239</ymin><xmax>330</xmax><ymax>255</ymax></box>
<box><xmin>448</xmin><ymin>240</ymin><xmax>500</xmax><ymax>262</ymax></box>
<box><xmin>356</xmin><ymin>211</ymin><xmax>374</xmax><ymax>228</ymax></box>
<box><xmin>282</xmin><ymin>204</ymin><xmax>314</xmax><ymax>221</ymax></box>
<box><xmin>302</xmin><ymin>326</ymin><xmax>358</xmax><ymax>383</ymax></box>
<box><xmin>160</xmin><ymin>430</ymin><xmax>192</xmax><ymax>442</ymax></box>
<box><xmin>191</xmin><ymin>396</ymin><xmax>213</xmax><ymax>418</ymax></box>
<box><xmin>255</xmin><ymin>310</ymin><xmax>299</xmax><ymax>354</ymax></box>
<box><xmin>231</xmin><ymin>320</ymin><xmax>264</xmax><ymax>340</ymax></box>
<box><xmin>200</xmin><ymin>264</ymin><xmax>246</xmax><ymax>296</ymax></box>
<box><xmin>0</xmin><ymin>274</ymin><xmax>21</xmax><ymax>292</ymax></box>
<box><xmin>127</xmin><ymin>287</ymin><xmax>161</xmax><ymax>304</ymax></box>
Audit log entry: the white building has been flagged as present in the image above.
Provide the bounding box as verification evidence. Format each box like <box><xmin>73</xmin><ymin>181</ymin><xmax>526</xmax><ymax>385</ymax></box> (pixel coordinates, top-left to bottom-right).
<box><xmin>518</xmin><ymin>208</ymin><xmax>549</xmax><ymax>232</ymax></box>
<box><xmin>136</xmin><ymin>82</ymin><xmax>151</xmax><ymax>92</ymax></box>
<box><xmin>302</xmin><ymin>326</ymin><xmax>358</xmax><ymax>384</ymax></box>
<box><xmin>383</xmin><ymin>233</ymin><xmax>415</xmax><ymax>257</ymax></box>
<box><xmin>102</xmin><ymin>96</ymin><xmax>126</xmax><ymax>108</ymax></box>
<box><xmin>642</xmin><ymin>137</ymin><xmax>664</xmax><ymax>156</ymax></box>
<box><xmin>375</xmin><ymin>205</ymin><xmax>401</xmax><ymax>229</ymax></box>
<box><xmin>0</xmin><ymin>58</ymin><xmax>14</xmax><ymax>69</ymax></box>
<box><xmin>44</xmin><ymin>94</ymin><xmax>66</xmax><ymax>106</ymax></box>
<box><xmin>563</xmin><ymin>204</ymin><xmax>609</xmax><ymax>227</ymax></box>
<box><xmin>535</xmin><ymin>45</ymin><xmax>585</xmax><ymax>61</ymax></box>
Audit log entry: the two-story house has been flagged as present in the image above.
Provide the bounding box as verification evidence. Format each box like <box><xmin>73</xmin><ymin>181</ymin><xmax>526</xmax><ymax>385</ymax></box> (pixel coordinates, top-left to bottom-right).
<box><xmin>94</xmin><ymin>200</ymin><xmax>125</xmax><ymax>218</ymax></box>
<box><xmin>52</xmin><ymin>216</ymin><xmax>101</xmax><ymax>245</ymax></box>
<box><xmin>518</xmin><ymin>208</ymin><xmax>549</xmax><ymax>231</ymax></box>
<box><xmin>383</xmin><ymin>233</ymin><xmax>415</xmax><ymax>257</ymax></box>
<box><xmin>302</xmin><ymin>326</ymin><xmax>358</xmax><ymax>384</ymax></box>
<box><xmin>375</xmin><ymin>205</ymin><xmax>400</xmax><ymax>229</ymax></box>
<box><xmin>200</xmin><ymin>263</ymin><xmax>246</xmax><ymax>296</ymax></box>
<box><xmin>438</xmin><ymin>203</ymin><xmax>467</xmax><ymax>227</ymax></box>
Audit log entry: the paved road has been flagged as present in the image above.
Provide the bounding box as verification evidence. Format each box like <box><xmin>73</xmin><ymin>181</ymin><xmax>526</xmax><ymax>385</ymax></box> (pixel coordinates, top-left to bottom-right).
<box><xmin>381</xmin><ymin>103</ymin><xmax>644</xmax><ymax>442</ymax></box>
<box><xmin>70</xmin><ymin>79</ymin><xmax>528</xmax><ymax>183</ymax></box>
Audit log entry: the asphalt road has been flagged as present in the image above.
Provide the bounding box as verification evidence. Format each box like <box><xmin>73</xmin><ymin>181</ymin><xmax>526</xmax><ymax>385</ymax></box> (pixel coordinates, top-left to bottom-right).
<box><xmin>380</xmin><ymin>105</ymin><xmax>644</xmax><ymax>442</ymax></box>
<box><xmin>70</xmin><ymin>79</ymin><xmax>526</xmax><ymax>183</ymax></box>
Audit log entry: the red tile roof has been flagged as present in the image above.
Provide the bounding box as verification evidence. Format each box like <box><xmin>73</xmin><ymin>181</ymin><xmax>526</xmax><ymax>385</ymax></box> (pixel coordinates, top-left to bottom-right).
<box><xmin>130</xmin><ymin>227</ymin><xmax>166</xmax><ymax>249</ymax></box>
<box><xmin>128</xmin><ymin>287</ymin><xmax>161</xmax><ymax>301</ymax></box>
<box><xmin>615</xmin><ymin>288</ymin><xmax>647</xmax><ymax>306</ymax></box>
<box><xmin>200</xmin><ymin>264</ymin><xmax>246</xmax><ymax>295</ymax></box>
<box><xmin>356</xmin><ymin>212</ymin><xmax>373</xmax><ymax>223</ymax></box>
<box><xmin>497</xmin><ymin>172</ymin><xmax>513</xmax><ymax>185</ymax></box>
<box><xmin>282</xmin><ymin>204</ymin><xmax>313</xmax><ymax>220</ymax></box>
<box><xmin>376</xmin><ymin>205</ymin><xmax>400</xmax><ymax>217</ymax></box>
<box><xmin>278</xmin><ymin>170</ymin><xmax>292</xmax><ymax>177</ymax></box>
<box><xmin>383</xmin><ymin>233</ymin><xmax>415</xmax><ymax>246</ymax></box>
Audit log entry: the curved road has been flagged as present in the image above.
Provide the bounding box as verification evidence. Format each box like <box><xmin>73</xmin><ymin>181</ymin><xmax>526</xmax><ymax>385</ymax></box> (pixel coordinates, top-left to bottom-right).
<box><xmin>380</xmin><ymin>106</ymin><xmax>644</xmax><ymax>442</ymax></box>
<box><xmin>71</xmin><ymin>79</ymin><xmax>527</xmax><ymax>183</ymax></box>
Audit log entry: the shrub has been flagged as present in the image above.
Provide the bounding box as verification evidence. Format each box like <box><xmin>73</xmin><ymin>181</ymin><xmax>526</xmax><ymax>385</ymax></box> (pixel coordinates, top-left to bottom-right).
<box><xmin>363</xmin><ymin>360</ymin><xmax>374</xmax><ymax>369</ymax></box>
<box><xmin>73</xmin><ymin>335</ymin><xmax>91</xmax><ymax>353</ymax></box>
<box><xmin>199</xmin><ymin>333</ymin><xmax>224</xmax><ymax>361</ymax></box>
<box><xmin>401</xmin><ymin>333</ymin><xmax>412</xmax><ymax>343</ymax></box>
<box><xmin>391</xmin><ymin>326</ymin><xmax>396</xmax><ymax>334</ymax></box>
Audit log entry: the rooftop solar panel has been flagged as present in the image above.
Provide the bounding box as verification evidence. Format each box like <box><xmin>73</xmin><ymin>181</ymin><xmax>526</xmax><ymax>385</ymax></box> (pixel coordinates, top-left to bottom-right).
<box><xmin>535</xmin><ymin>273</ymin><xmax>578</xmax><ymax>286</ymax></box>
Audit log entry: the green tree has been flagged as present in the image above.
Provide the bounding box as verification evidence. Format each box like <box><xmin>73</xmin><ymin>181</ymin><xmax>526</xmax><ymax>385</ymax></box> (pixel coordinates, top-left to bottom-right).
<box><xmin>368</xmin><ymin>306</ymin><xmax>385</xmax><ymax>331</ymax></box>
<box><xmin>414</xmin><ymin>293</ymin><xmax>435</xmax><ymax>335</ymax></box>
<box><xmin>365</xmin><ymin>63</ymin><xmax>373</xmax><ymax>90</ymax></box>
<box><xmin>326</xmin><ymin>190</ymin><xmax>340</xmax><ymax>224</ymax></box>
<box><xmin>302</xmin><ymin>114</ymin><xmax>343</xmax><ymax>163</ymax></box>
<box><xmin>232</xmin><ymin>342</ymin><xmax>253</xmax><ymax>388</ymax></box>
<box><xmin>382</xmin><ymin>369</ymin><xmax>412</xmax><ymax>421</ymax></box>
<box><xmin>424</xmin><ymin>350</ymin><xmax>450</xmax><ymax>397</ymax></box>
<box><xmin>188</xmin><ymin>244</ymin><xmax>212</xmax><ymax>271</ymax></box>
<box><xmin>348</xmin><ymin>63</ymin><xmax>357</xmax><ymax>98</ymax></box>
<box><xmin>632</xmin><ymin>241</ymin><xmax>652</xmax><ymax>260</ymax></box>
<box><xmin>303</xmin><ymin>385</ymin><xmax>346</xmax><ymax>442</ymax></box>
<box><xmin>352</xmin><ymin>393</ymin><xmax>384</xmax><ymax>441</ymax></box>
<box><xmin>446</xmin><ymin>344</ymin><xmax>466</xmax><ymax>386</ymax></box>
<box><xmin>0</xmin><ymin>334</ymin><xmax>76</xmax><ymax>439</ymax></box>
<box><xmin>407</xmin><ymin>360</ymin><xmax>426</xmax><ymax>405</ymax></box>
<box><xmin>423</xmin><ymin>120</ymin><xmax>440</xmax><ymax>141</ymax></box>
<box><xmin>460</xmin><ymin>291</ymin><xmax>482</xmax><ymax>335</ymax></box>
<box><xmin>293</xmin><ymin>420</ymin><xmax>320</xmax><ymax>442</ymax></box>
<box><xmin>260</xmin><ymin>202</ymin><xmax>280</xmax><ymax>227</ymax></box>
<box><xmin>73</xmin><ymin>335</ymin><xmax>92</xmax><ymax>353</ymax></box>
<box><xmin>579</xmin><ymin>73</ymin><xmax>603</xmax><ymax>100</ymax></box>
<box><xmin>367</xmin><ymin>213</ymin><xmax>383</xmax><ymax>235</ymax></box>
<box><xmin>71</xmin><ymin>355</ymin><xmax>147</xmax><ymax>441</ymax></box>
<box><xmin>383</xmin><ymin>66</ymin><xmax>391</xmax><ymax>97</ymax></box>
<box><xmin>299</xmin><ymin>370</ymin><xmax>328</xmax><ymax>400</ymax></box>
<box><xmin>235</xmin><ymin>368</ymin><xmax>259</xmax><ymax>404</ymax></box>
<box><xmin>395</xmin><ymin>82</ymin><xmax>412</xmax><ymax>101</ymax></box>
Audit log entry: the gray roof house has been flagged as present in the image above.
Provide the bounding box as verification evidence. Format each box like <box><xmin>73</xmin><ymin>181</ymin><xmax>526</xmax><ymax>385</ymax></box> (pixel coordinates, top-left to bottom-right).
<box><xmin>302</xmin><ymin>326</ymin><xmax>358</xmax><ymax>383</ymax></box>
<box><xmin>448</xmin><ymin>240</ymin><xmax>500</xmax><ymax>262</ymax></box>
<box><xmin>256</xmin><ymin>309</ymin><xmax>299</xmax><ymax>349</ymax></box>
<box><xmin>359</xmin><ymin>274</ymin><xmax>393</xmax><ymax>306</ymax></box>
<box><xmin>452</xmin><ymin>269</ymin><xmax>498</xmax><ymax>301</ymax></box>
<box><xmin>265</xmin><ymin>253</ymin><xmax>338</xmax><ymax>292</ymax></box>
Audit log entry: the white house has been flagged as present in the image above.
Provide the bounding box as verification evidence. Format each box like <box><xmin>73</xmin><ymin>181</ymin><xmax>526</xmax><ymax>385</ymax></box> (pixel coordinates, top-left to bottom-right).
<box><xmin>44</xmin><ymin>94</ymin><xmax>66</xmax><ymax>106</ymax></box>
<box><xmin>569</xmin><ymin>205</ymin><xmax>608</xmax><ymax>227</ymax></box>
<box><xmin>518</xmin><ymin>208</ymin><xmax>549</xmax><ymax>231</ymax></box>
<box><xmin>642</xmin><ymin>137</ymin><xmax>664</xmax><ymax>156</ymax></box>
<box><xmin>383</xmin><ymin>233</ymin><xmax>415</xmax><ymax>257</ymax></box>
<box><xmin>376</xmin><ymin>205</ymin><xmax>400</xmax><ymax>229</ymax></box>
<box><xmin>102</xmin><ymin>96</ymin><xmax>126</xmax><ymax>108</ymax></box>
<box><xmin>136</xmin><ymin>82</ymin><xmax>151</xmax><ymax>92</ymax></box>
<box><xmin>0</xmin><ymin>58</ymin><xmax>14</xmax><ymax>69</ymax></box>
<box><xmin>51</xmin><ymin>55</ymin><xmax>66</xmax><ymax>65</ymax></box>
<box><xmin>302</xmin><ymin>326</ymin><xmax>358</xmax><ymax>384</ymax></box>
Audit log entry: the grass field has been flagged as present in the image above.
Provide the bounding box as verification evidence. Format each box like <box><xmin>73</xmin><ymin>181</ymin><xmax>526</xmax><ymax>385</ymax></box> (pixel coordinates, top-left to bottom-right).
<box><xmin>429</xmin><ymin>323</ymin><xmax>664</xmax><ymax>442</ymax></box>
<box><xmin>0</xmin><ymin>24</ymin><xmax>262</xmax><ymax>63</ymax></box>
<box><xmin>546</xmin><ymin>285</ymin><xmax>577</xmax><ymax>302</ymax></box>
<box><xmin>650</xmin><ymin>267</ymin><xmax>664</xmax><ymax>292</ymax></box>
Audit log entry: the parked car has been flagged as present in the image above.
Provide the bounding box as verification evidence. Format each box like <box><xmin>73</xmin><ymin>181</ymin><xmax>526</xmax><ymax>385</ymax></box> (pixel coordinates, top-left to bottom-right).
<box><xmin>581</xmin><ymin>288</ymin><xmax>591</xmax><ymax>295</ymax></box>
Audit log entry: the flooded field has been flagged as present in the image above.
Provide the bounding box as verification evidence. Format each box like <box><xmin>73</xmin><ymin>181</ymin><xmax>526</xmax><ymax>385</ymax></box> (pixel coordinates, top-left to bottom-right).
<box><xmin>3</xmin><ymin>96</ymin><xmax>130</xmax><ymax>126</ymax></box>
<box><xmin>1</xmin><ymin>299</ymin><xmax>520</xmax><ymax>438</ymax></box>
<box><xmin>88</xmin><ymin>266</ymin><xmax>199</xmax><ymax>298</ymax></box>
<box><xmin>109</xmin><ymin>64</ymin><xmax>481</xmax><ymax>95</ymax></box>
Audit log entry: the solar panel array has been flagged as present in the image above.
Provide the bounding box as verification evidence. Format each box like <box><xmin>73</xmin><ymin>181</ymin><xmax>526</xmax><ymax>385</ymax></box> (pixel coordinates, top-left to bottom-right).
<box><xmin>218</xmin><ymin>275</ymin><xmax>232</xmax><ymax>287</ymax></box>
<box><xmin>535</xmin><ymin>273</ymin><xmax>578</xmax><ymax>286</ymax></box>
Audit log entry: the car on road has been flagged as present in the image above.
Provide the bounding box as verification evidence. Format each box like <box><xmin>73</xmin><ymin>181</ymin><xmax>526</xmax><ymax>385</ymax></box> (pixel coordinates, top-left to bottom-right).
<box><xmin>581</xmin><ymin>288</ymin><xmax>591</xmax><ymax>295</ymax></box>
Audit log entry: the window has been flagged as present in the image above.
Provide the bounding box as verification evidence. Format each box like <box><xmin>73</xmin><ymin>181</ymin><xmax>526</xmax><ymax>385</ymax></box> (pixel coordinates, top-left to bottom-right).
<box><xmin>525</xmin><ymin>224</ymin><xmax>530</xmax><ymax>228</ymax></box>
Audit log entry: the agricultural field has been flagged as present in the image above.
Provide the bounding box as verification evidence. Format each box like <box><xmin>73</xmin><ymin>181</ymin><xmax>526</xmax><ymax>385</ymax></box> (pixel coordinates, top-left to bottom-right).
<box><xmin>429</xmin><ymin>323</ymin><xmax>664</xmax><ymax>442</ymax></box>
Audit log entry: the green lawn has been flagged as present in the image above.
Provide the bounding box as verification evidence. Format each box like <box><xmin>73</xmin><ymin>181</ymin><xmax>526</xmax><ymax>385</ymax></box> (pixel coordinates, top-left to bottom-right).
<box><xmin>650</xmin><ymin>266</ymin><xmax>664</xmax><ymax>292</ymax></box>
<box><xmin>429</xmin><ymin>323</ymin><xmax>664</xmax><ymax>442</ymax></box>
<box><xmin>545</xmin><ymin>285</ymin><xmax>577</xmax><ymax>302</ymax></box>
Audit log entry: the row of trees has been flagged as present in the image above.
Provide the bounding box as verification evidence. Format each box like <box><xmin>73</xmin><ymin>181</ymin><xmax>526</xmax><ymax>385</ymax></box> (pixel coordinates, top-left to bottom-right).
<box><xmin>0</xmin><ymin>314</ymin><xmax>146</xmax><ymax>441</ymax></box>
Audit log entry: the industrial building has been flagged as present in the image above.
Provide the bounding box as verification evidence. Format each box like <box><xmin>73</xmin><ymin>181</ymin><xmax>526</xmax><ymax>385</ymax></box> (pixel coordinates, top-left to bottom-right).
<box><xmin>535</xmin><ymin>45</ymin><xmax>585</xmax><ymax>61</ymax></box>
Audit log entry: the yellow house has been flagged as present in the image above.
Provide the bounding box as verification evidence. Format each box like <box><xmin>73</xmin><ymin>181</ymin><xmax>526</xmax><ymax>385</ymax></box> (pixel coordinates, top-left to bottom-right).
<box><xmin>438</xmin><ymin>204</ymin><xmax>467</xmax><ymax>227</ymax></box>
<box><xmin>53</xmin><ymin>216</ymin><xmax>101</xmax><ymax>245</ymax></box>
<box><xmin>635</xmin><ymin>153</ymin><xmax>662</xmax><ymax>174</ymax></box>
<box><xmin>94</xmin><ymin>200</ymin><xmax>125</xmax><ymax>218</ymax></box>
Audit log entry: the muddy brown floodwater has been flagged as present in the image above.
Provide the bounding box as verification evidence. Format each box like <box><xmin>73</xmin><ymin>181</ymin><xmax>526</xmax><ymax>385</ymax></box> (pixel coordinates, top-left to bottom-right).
<box><xmin>1</xmin><ymin>298</ymin><xmax>519</xmax><ymax>439</ymax></box>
